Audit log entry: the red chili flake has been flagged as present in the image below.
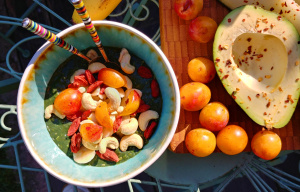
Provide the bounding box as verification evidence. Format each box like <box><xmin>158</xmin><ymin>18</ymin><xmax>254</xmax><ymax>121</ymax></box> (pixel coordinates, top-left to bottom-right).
<box><xmin>222</xmin><ymin>75</ymin><xmax>229</xmax><ymax>80</ymax></box>
<box><xmin>277</xmin><ymin>16</ymin><xmax>282</xmax><ymax>20</ymax></box>
<box><xmin>218</xmin><ymin>68</ymin><xmax>223</xmax><ymax>73</ymax></box>
<box><xmin>137</xmin><ymin>66</ymin><xmax>153</xmax><ymax>79</ymax></box>
<box><xmin>271</xmin><ymin>66</ymin><xmax>274</xmax><ymax>70</ymax></box>
<box><xmin>264</xmin><ymin>48</ymin><xmax>267</xmax><ymax>52</ymax></box>
<box><xmin>287</xmin><ymin>95</ymin><xmax>294</xmax><ymax>104</ymax></box>
<box><xmin>248</xmin><ymin>96</ymin><xmax>251</xmax><ymax>101</ymax></box>
<box><xmin>257</xmin><ymin>54</ymin><xmax>263</xmax><ymax>58</ymax></box>
<box><xmin>279</xmin><ymin>10</ymin><xmax>283</xmax><ymax>14</ymax></box>
<box><xmin>144</xmin><ymin>121</ymin><xmax>158</xmax><ymax>139</ymax></box>
<box><xmin>86</xmin><ymin>80</ymin><xmax>103</xmax><ymax>93</ymax></box>
<box><xmin>113</xmin><ymin>116</ymin><xmax>122</xmax><ymax>133</ymax></box>
<box><xmin>85</xmin><ymin>70</ymin><xmax>95</xmax><ymax>84</ymax></box>
<box><xmin>244</xmin><ymin>0</ymin><xmax>248</xmax><ymax>3</ymax></box>
<box><xmin>281</xmin><ymin>2</ymin><xmax>287</xmax><ymax>7</ymax></box>
<box><xmin>218</xmin><ymin>45</ymin><xmax>223</xmax><ymax>51</ymax></box>
<box><xmin>242</xmin><ymin>19</ymin><xmax>245</xmax><ymax>22</ymax></box>
<box><xmin>74</xmin><ymin>75</ymin><xmax>89</xmax><ymax>87</ymax></box>
<box><xmin>96</xmin><ymin>149</ymin><xmax>119</xmax><ymax>162</ymax></box>
<box><xmin>266</xmin><ymin>102</ymin><xmax>271</xmax><ymax>108</ymax></box>
<box><xmin>296</xmin><ymin>78</ymin><xmax>299</xmax><ymax>82</ymax></box>
<box><xmin>66</xmin><ymin>111</ymin><xmax>82</xmax><ymax>122</ymax></box>
<box><xmin>270</xmin><ymin>7</ymin><xmax>274</xmax><ymax>11</ymax></box>
<box><xmin>225</xmin><ymin>59</ymin><xmax>232</xmax><ymax>67</ymax></box>
<box><xmin>151</xmin><ymin>79</ymin><xmax>160</xmax><ymax>98</ymax></box>
<box><xmin>247</xmin><ymin>38</ymin><xmax>252</xmax><ymax>42</ymax></box>
<box><xmin>70</xmin><ymin>133</ymin><xmax>81</xmax><ymax>153</ymax></box>
<box><xmin>67</xmin><ymin>117</ymin><xmax>81</xmax><ymax>136</ymax></box>
<box><xmin>215</xmin><ymin>58</ymin><xmax>220</xmax><ymax>62</ymax></box>
<box><xmin>263</xmin><ymin>28</ymin><xmax>269</xmax><ymax>32</ymax></box>
<box><xmin>256</xmin><ymin>94</ymin><xmax>260</xmax><ymax>98</ymax></box>
<box><xmin>288</xmin><ymin>50</ymin><xmax>292</xmax><ymax>55</ymax></box>
<box><xmin>228</xmin><ymin>18</ymin><xmax>231</xmax><ymax>23</ymax></box>
<box><xmin>257</xmin><ymin>30</ymin><xmax>262</xmax><ymax>33</ymax></box>
<box><xmin>263</xmin><ymin>112</ymin><xmax>267</xmax><ymax>115</ymax></box>
<box><xmin>81</xmin><ymin>110</ymin><xmax>92</xmax><ymax>121</ymax></box>
<box><xmin>231</xmin><ymin>91</ymin><xmax>237</xmax><ymax>99</ymax></box>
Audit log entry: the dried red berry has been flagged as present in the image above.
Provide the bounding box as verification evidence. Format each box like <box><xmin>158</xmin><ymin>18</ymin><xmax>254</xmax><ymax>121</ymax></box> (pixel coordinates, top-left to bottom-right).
<box><xmin>67</xmin><ymin>117</ymin><xmax>81</xmax><ymax>136</ymax></box>
<box><xmin>113</xmin><ymin>116</ymin><xmax>122</xmax><ymax>133</ymax></box>
<box><xmin>81</xmin><ymin>110</ymin><xmax>92</xmax><ymax>121</ymax></box>
<box><xmin>96</xmin><ymin>149</ymin><xmax>119</xmax><ymax>162</ymax></box>
<box><xmin>138</xmin><ymin>66</ymin><xmax>153</xmax><ymax>78</ymax></box>
<box><xmin>144</xmin><ymin>121</ymin><xmax>158</xmax><ymax>139</ymax></box>
<box><xmin>70</xmin><ymin>133</ymin><xmax>82</xmax><ymax>153</ymax></box>
<box><xmin>85</xmin><ymin>70</ymin><xmax>95</xmax><ymax>84</ymax></box>
<box><xmin>86</xmin><ymin>81</ymin><xmax>103</xmax><ymax>93</ymax></box>
<box><xmin>151</xmin><ymin>79</ymin><xmax>160</xmax><ymax>98</ymax></box>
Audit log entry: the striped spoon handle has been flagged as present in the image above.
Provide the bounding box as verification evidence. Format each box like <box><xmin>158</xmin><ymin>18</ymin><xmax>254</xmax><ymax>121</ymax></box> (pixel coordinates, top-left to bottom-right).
<box><xmin>71</xmin><ymin>0</ymin><xmax>109</xmax><ymax>62</ymax></box>
<box><xmin>22</xmin><ymin>18</ymin><xmax>91</xmax><ymax>62</ymax></box>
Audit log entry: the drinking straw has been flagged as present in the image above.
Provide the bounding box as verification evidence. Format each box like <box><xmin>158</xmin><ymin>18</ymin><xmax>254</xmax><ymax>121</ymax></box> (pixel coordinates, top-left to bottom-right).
<box><xmin>71</xmin><ymin>0</ymin><xmax>109</xmax><ymax>62</ymax></box>
<box><xmin>22</xmin><ymin>18</ymin><xmax>92</xmax><ymax>62</ymax></box>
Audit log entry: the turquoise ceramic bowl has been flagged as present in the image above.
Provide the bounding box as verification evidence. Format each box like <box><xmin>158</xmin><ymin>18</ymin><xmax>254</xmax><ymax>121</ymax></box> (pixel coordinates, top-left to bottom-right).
<box><xmin>17</xmin><ymin>21</ymin><xmax>180</xmax><ymax>187</ymax></box>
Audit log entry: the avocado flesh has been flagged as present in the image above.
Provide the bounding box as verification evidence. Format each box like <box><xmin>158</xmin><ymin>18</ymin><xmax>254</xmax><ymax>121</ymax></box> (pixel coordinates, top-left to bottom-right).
<box><xmin>213</xmin><ymin>5</ymin><xmax>300</xmax><ymax>128</ymax></box>
<box><xmin>218</xmin><ymin>0</ymin><xmax>300</xmax><ymax>35</ymax></box>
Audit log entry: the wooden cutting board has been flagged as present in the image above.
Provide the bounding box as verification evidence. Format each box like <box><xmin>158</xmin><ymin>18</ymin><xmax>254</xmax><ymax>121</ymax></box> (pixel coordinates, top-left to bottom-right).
<box><xmin>159</xmin><ymin>0</ymin><xmax>300</xmax><ymax>153</ymax></box>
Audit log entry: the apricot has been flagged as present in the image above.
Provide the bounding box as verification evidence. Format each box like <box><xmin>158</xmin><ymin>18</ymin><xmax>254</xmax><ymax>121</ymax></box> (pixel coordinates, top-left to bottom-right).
<box><xmin>174</xmin><ymin>0</ymin><xmax>203</xmax><ymax>20</ymax></box>
<box><xmin>54</xmin><ymin>88</ymin><xmax>82</xmax><ymax>116</ymax></box>
<box><xmin>199</xmin><ymin>102</ymin><xmax>229</xmax><ymax>132</ymax></box>
<box><xmin>98</xmin><ymin>68</ymin><xmax>126</xmax><ymax>88</ymax></box>
<box><xmin>188</xmin><ymin>57</ymin><xmax>216</xmax><ymax>83</ymax></box>
<box><xmin>189</xmin><ymin>16</ymin><xmax>217</xmax><ymax>43</ymax></box>
<box><xmin>217</xmin><ymin>125</ymin><xmax>248</xmax><ymax>155</ymax></box>
<box><xmin>80</xmin><ymin>123</ymin><xmax>103</xmax><ymax>143</ymax></box>
<box><xmin>251</xmin><ymin>130</ymin><xmax>282</xmax><ymax>160</ymax></box>
<box><xmin>180</xmin><ymin>82</ymin><xmax>211</xmax><ymax>111</ymax></box>
<box><xmin>185</xmin><ymin>128</ymin><xmax>216</xmax><ymax>157</ymax></box>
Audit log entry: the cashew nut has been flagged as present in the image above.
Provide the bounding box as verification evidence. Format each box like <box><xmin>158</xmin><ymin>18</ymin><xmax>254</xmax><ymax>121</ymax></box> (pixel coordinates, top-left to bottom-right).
<box><xmin>138</xmin><ymin>110</ymin><xmax>159</xmax><ymax>131</ymax></box>
<box><xmin>117</xmin><ymin>106</ymin><xmax>124</xmax><ymax>113</ymax></box>
<box><xmin>82</xmin><ymin>138</ymin><xmax>101</xmax><ymax>150</ymax></box>
<box><xmin>45</xmin><ymin>105</ymin><xmax>65</xmax><ymax>119</ymax></box>
<box><xmin>87</xmin><ymin>112</ymin><xmax>97</xmax><ymax>123</ymax></box>
<box><xmin>44</xmin><ymin>105</ymin><xmax>54</xmax><ymax>119</ymax></box>
<box><xmin>119</xmin><ymin>117</ymin><xmax>138</xmax><ymax>135</ymax></box>
<box><xmin>116</xmin><ymin>88</ymin><xmax>125</xmax><ymax>98</ymax></box>
<box><xmin>120</xmin><ymin>134</ymin><xmax>143</xmax><ymax>152</ymax></box>
<box><xmin>119</xmin><ymin>48</ymin><xmax>135</xmax><ymax>74</ymax></box>
<box><xmin>88</xmin><ymin>62</ymin><xmax>106</xmax><ymax>73</ymax></box>
<box><xmin>124</xmin><ymin>76</ymin><xmax>132</xmax><ymax>90</ymax></box>
<box><xmin>86</xmin><ymin>49</ymin><xmax>98</xmax><ymax>60</ymax></box>
<box><xmin>70</xmin><ymin>69</ymin><xmax>85</xmax><ymax>83</ymax></box>
<box><xmin>81</xmin><ymin>93</ymin><xmax>99</xmax><ymax>111</ymax></box>
<box><xmin>99</xmin><ymin>137</ymin><xmax>119</xmax><ymax>154</ymax></box>
<box><xmin>78</xmin><ymin>87</ymin><xmax>86</xmax><ymax>93</ymax></box>
<box><xmin>105</xmin><ymin>87</ymin><xmax>121</xmax><ymax>112</ymax></box>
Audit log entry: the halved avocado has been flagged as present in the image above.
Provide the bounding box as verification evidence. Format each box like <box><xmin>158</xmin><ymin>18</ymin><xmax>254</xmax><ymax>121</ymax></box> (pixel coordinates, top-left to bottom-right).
<box><xmin>218</xmin><ymin>0</ymin><xmax>300</xmax><ymax>35</ymax></box>
<box><xmin>213</xmin><ymin>5</ymin><xmax>300</xmax><ymax>128</ymax></box>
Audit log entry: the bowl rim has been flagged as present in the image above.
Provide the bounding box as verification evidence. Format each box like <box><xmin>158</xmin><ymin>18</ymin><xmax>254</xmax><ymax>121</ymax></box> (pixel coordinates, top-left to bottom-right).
<box><xmin>17</xmin><ymin>20</ymin><xmax>180</xmax><ymax>187</ymax></box>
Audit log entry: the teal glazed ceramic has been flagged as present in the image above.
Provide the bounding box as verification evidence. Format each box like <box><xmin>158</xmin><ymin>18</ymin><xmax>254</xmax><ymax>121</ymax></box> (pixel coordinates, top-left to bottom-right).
<box><xmin>17</xmin><ymin>21</ymin><xmax>180</xmax><ymax>187</ymax></box>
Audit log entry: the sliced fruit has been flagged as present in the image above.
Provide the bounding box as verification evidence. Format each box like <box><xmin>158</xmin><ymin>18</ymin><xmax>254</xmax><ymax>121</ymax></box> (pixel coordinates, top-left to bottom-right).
<box><xmin>213</xmin><ymin>5</ymin><xmax>300</xmax><ymax>128</ymax></box>
<box><xmin>98</xmin><ymin>68</ymin><xmax>127</xmax><ymax>88</ymax></box>
<box><xmin>95</xmin><ymin>101</ymin><xmax>114</xmax><ymax>129</ymax></box>
<box><xmin>219</xmin><ymin>0</ymin><xmax>300</xmax><ymax>34</ymax></box>
<box><xmin>119</xmin><ymin>90</ymin><xmax>141</xmax><ymax>116</ymax></box>
<box><xmin>73</xmin><ymin>146</ymin><xmax>96</xmax><ymax>164</ymax></box>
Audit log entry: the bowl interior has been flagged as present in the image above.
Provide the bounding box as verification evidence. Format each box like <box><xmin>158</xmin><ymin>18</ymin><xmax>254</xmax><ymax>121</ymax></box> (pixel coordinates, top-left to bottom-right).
<box><xmin>17</xmin><ymin>21</ymin><xmax>180</xmax><ymax>187</ymax></box>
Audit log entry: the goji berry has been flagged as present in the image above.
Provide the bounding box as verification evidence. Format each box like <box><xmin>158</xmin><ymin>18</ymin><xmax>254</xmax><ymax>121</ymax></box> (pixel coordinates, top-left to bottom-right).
<box><xmin>67</xmin><ymin>117</ymin><xmax>81</xmax><ymax>136</ymax></box>
<box><xmin>74</xmin><ymin>75</ymin><xmax>89</xmax><ymax>87</ymax></box>
<box><xmin>138</xmin><ymin>66</ymin><xmax>153</xmax><ymax>79</ymax></box>
<box><xmin>151</xmin><ymin>79</ymin><xmax>160</xmax><ymax>98</ymax></box>
<box><xmin>113</xmin><ymin>116</ymin><xmax>122</xmax><ymax>133</ymax></box>
<box><xmin>68</xmin><ymin>81</ymin><xmax>80</xmax><ymax>89</ymax></box>
<box><xmin>144</xmin><ymin>121</ymin><xmax>157</xmax><ymax>139</ymax></box>
<box><xmin>66</xmin><ymin>111</ymin><xmax>82</xmax><ymax>121</ymax></box>
<box><xmin>86</xmin><ymin>81</ymin><xmax>103</xmax><ymax>93</ymax></box>
<box><xmin>131</xmin><ymin>104</ymin><xmax>150</xmax><ymax>116</ymax></box>
<box><xmin>85</xmin><ymin>70</ymin><xmax>95</xmax><ymax>84</ymax></box>
<box><xmin>96</xmin><ymin>149</ymin><xmax>119</xmax><ymax>162</ymax></box>
<box><xmin>70</xmin><ymin>133</ymin><xmax>82</xmax><ymax>153</ymax></box>
<box><xmin>81</xmin><ymin>110</ymin><xmax>92</xmax><ymax>121</ymax></box>
<box><xmin>99</xmin><ymin>85</ymin><xmax>108</xmax><ymax>94</ymax></box>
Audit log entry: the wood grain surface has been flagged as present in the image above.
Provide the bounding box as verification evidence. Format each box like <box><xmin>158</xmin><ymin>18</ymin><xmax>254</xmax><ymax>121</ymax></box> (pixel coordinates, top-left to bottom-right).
<box><xmin>159</xmin><ymin>0</ymin><xmax>300</xmax><ymax>153</ymax></box>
